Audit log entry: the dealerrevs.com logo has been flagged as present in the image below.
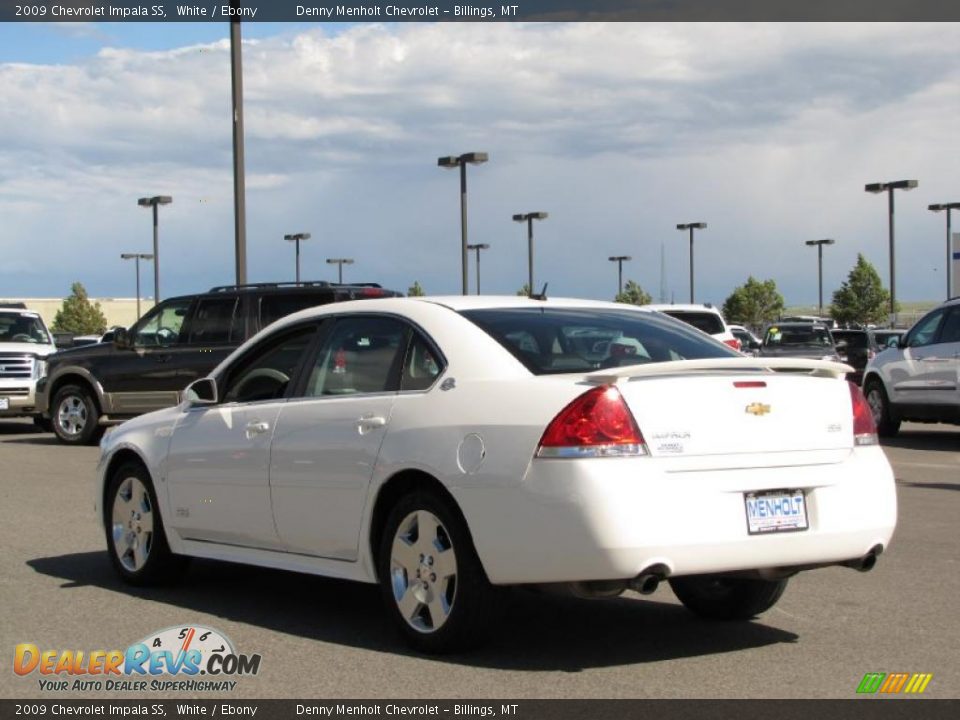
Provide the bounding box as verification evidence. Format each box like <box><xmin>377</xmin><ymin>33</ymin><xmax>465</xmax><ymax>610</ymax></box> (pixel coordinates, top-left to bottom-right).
<box><xmin>14</xmin><ymin>625</ymin><xmax>262</xmax><ymax>692</ymax></box>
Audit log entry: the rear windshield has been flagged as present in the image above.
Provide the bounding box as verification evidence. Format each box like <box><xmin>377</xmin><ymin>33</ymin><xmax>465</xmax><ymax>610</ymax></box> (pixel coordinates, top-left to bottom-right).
<box><xmin>461</xmin><ymin>308</ymin><xmax>737</xmax><ymax>375</ymax></box>
<box><xmin>660</xmin><ymin>310</ymin><xmax>725</xmax><ymax>335</ymax></box>
<box><xmin>764</xmin><ymin>326</ymin><xmax>834</xmax><ymax>347</ymax></box>
<box><xmin>831</xmin><ymin>331</ymin><xmax>868</xmax><ymax>349</ymax></box>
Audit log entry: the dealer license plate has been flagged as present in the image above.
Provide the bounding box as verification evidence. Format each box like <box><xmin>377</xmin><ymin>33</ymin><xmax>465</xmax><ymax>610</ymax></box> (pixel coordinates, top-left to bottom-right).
<box><xmin>744</xmin><ymin>490</ymin><xmax>808</xmax><ymax>535</ymax></box>
<box><xmin>0</xmin><ymin>398</ymin><xmax>8</xmax><ymax>410</ymax></box>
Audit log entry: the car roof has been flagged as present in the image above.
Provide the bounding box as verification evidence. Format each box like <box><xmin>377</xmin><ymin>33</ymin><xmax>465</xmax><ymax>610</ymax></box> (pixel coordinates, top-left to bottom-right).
<box><xmin>641</xmin><ymin>303</ymin><xmax>720</xmax><ymax>313</ymax></box>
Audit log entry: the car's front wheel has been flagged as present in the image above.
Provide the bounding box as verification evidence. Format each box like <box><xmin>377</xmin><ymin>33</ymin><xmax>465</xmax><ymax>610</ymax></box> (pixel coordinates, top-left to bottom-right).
<box><xmin>669</xmin><ymin>575</ymin><xmax>788</xmax><ymax>620</ymax></box>
<box><xmin>864</xmin><ymin>379</ymin><xmax>900</xmax><ymax>437</ymax></box>
<box><xmin>104</xmin><ymin>461</ymin><xmax>186</xmax><ymax>585</ymax></box>
<box><xmin>378</xmin><ymin>490</ymin><xmax>495</xmax><ymax>653</ymax></box>
<box><xmin>52</xmin><ymin>384</ymin><xmax>103</xmax><ymax>445</ymax></box>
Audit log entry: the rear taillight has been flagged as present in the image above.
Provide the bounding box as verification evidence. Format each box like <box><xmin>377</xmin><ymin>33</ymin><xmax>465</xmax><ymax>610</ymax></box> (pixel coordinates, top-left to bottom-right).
<box><xmin>849</xmin><ymin>382</ymin><xmax>878</xmax><ymax>446</ymax></box>
<box><xmin>723</xmin><ymin>338</ymin><xmax>742</xmax><ymax>351</ymax></box>
<box><xmin>537</xmin><ymin>385</ymin><xmax>647</xmax><ymax>458</ymax></box>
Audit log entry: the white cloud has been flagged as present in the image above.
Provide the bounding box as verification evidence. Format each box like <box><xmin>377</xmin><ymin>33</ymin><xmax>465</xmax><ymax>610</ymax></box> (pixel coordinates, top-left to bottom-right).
<box><xmin>0</xmin><ymin>22</ymin><xmax>957</xmax><ymax>307</ymax></box>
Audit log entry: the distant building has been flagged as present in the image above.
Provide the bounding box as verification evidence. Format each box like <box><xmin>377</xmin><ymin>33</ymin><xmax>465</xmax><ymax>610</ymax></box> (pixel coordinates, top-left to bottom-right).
<box><xmin>0</xmin><ymin>298</ymin><xmax>153</xmax><ymax>330</ymax></box>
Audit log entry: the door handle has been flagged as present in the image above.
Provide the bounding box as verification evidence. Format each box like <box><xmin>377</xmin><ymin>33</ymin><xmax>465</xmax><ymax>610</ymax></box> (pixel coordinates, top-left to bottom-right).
<box><xmin>245</xmin><ymin>420</ymin><xmax>270</xmax><ymax>437</ymax></box>
<box><xmin>357</xmin><ymin>415</ymin><xmax>387</xmax><ymax>434</ymax></box>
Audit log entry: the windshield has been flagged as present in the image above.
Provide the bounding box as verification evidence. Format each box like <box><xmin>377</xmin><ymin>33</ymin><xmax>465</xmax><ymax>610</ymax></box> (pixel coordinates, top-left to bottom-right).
<box><xmin>764</xmin><ymin>326</ymin><xmax>833</xmax><ymax>348</ymax></box>
<box><xmin>461</xmin><ymin>307</ymin><xmax>737</xmax><ymax>375</ymax></box>
<box><xmin>0</xmin><ymin>313</ymin><xmax>51</xmax><ymax>345</ymax></box>
<box><xmin>661</xmin><ymin>310</ymin><xmax>725</xmax><ymax>335</ymax></box>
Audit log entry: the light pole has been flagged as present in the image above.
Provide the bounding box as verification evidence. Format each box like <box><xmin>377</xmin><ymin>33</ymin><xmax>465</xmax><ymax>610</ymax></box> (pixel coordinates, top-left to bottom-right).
<box><xmin>676</xmin><ymin>222</ymin><xmax>707</xmax><ymax>303</ymax></box>
<box><xmin>928</xmin><ymin>202</ymin><xmax>960</xmax><ymax>299</ymax></box>
<box><xmin>230</xmin><ymin>13</ymin><xmax>247</xmax><ymax>286</ymax></box>
<box><xmin>120</xmin><ymin>253</ymin><xmax>154</xmax><ymax>319</ymax></box>
<box><xmin>513</xmin><ymin>212</ymin><xmax>548</xmax><ymax>297</ymax></box>
<box><xmin>283</xmin><ymin>233</ymin><xmax>311</xmax><ymax>284</ymax></box>
<box><xmin>608</xmin><ymin>255</ymin><xmax>632</xmax><ymax>296</ymax></box>
<box><xmin>804</xmin><ymin>239</ymin><xmax>835</xmax><ymax>317</ymax></box>
<box><xmin>438</xmin><ymin>152</ymin><xmax>489</xmax><ymax>295</ymax></box>
<box><xmin>466</xmin><ymin>243</ymin><xmax>490</xmax><ymax>295</ymax></box>
<box><xmin>326</xmin><ymin>258</ymin><xmax>354</xmax><ymax>284</ymax></box>
<box><xmin>137</xmin><ymin>196</ymin><xmax>172</xmax><ymax>302</ymax></box>
<box><xmin>865</xmin><ymin>179</ymin><xmax>918</xmax><ymax>323</ymax></box>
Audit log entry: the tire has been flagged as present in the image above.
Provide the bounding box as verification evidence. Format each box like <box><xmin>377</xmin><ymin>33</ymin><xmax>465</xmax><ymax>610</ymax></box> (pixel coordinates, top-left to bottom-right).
<box><xmin>52</xmin><ymin>384</ymin><xmax>104</xmax><ymax>446</ymax></box>
<box><xmin>378</xmin><ymin>489</ymin><xmax>496</xmax><ymax>653</ymax></box>
<box><xmin>669</xmin><ymin>575</ymin><xmax>788</xmax><ymax>621</ymax></box>
<box><xmin>104</xmin><ymin>461</ymin><xmax>187</xmax><ymax>585</ymax></box>
<box><xmin>32</xmin><ymin>416</ymin><xmax>52</xmax><ymax>433</ymax></box>
<box><xmin>864</xmin><ymin>379</ymin><xmax>900</xmax><ymax>437</ymax></box>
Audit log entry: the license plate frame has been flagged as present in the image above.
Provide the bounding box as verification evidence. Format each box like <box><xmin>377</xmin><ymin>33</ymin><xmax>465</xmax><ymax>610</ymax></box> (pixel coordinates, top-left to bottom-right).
<box><xmin>744</xmin><ymin>489</ymin><xmax>809</xmax><ymax>535</ymax></box>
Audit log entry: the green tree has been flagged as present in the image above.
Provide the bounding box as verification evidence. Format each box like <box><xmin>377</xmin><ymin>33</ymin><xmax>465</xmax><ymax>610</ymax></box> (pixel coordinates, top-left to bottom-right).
<box><xmin>722</xmin><ymin>276</ymin><xmax>785</xmax><ymax>328</ymax></box>
<box><xmin>614</xmin><ymin>280</ymin><xmax>652</xmax><ymax>306</ymax></box>
<box><xmin>830</xmin><ymin>254</ymin><xmax>895</xmax><ymax>326</ymax></box>
<box><xmin>516</xmin><ymin>283</ymin><xmax>531</xmax><ymax>297</ymax></box>
<box><xmin>407</xmin><ymin>280</ymin><xmax>425</xmax><ymax>297</ymax></box>
<box><xmin>51</xmin><ymin>282</ymin><xmax>108</xmax><ymax>335</ymax></box>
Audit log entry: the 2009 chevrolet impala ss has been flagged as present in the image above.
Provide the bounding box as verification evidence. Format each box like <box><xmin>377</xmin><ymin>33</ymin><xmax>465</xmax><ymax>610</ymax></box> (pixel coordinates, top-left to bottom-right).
<box><xmin>96</xmin><ymin>296</ymin><xmax>897</xmax><ymax>652</ymax></box>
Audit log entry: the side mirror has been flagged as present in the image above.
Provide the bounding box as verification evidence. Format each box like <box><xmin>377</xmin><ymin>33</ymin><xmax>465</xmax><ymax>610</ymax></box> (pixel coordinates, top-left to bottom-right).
<box><xmin>185</xmin><ymin>378</ymin><xmax>218</xmax><ymax>406</ymax></box>
<box><xmin>113</xmin><ymin>327</ymin><xmax>133</xmax><ymax>350</ymax></box>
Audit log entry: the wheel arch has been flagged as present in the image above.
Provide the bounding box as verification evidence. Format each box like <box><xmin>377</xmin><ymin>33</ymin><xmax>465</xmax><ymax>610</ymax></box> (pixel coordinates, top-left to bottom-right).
<box><xmin>368</xmin><ymin>469</ymin><xmax>489</xmax><ymax>581</ymax></box>
<box><xmin>48</xmin><ymin>370</ymin><xmax>105</xmax><ymax>415</ymax></box>
<box><xmin>102</xmin><ymin>448</ymin><xmax>152</xmax><ymax>523</ymax></box>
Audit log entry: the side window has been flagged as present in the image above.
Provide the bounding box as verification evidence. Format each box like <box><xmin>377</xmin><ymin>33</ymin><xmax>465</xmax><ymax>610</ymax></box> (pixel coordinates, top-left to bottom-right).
<box><xmin>906</xmin><ymin>309</ymin><xmax>945</xmax><ymax>348</ymax></box>
<box><xmin>937</xmin><ymin>307</ymin><xmax>960</xmax><ymax>344</ymax></box>
<box><xmin>188</xmin><ymin>297</ymin><xmax>240</xmax><ymax>345</ymax></box>
<box><xmin>134</xmin><ymin>298</ymin><xmax>192</xmax><ymax>348</ymax></box>
<box><xmin>259</xmin><ymin>293</ymin><xmax>329</xmax><ymax>329</ymax></box>
<box><xmin>401</xmin><ymin>334</ymin><xmax>444</xmax><ymax>392</ymax></box>
<box><xmin>222</xmin><ymin>326</ymin><xmax>316</xmax><ymax>404</ymax></box>
<box><xmin>304</xmin><ymin>317</ymin><xmax>408</xmax><ymax>397</ymax></box>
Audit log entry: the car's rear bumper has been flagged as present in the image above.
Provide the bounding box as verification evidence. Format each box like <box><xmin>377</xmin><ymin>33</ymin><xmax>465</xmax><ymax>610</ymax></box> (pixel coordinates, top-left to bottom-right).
<box><xmin>456</xmin><ymin>446</ymin><xmax>897</xmax><ymax>585</ymax></box>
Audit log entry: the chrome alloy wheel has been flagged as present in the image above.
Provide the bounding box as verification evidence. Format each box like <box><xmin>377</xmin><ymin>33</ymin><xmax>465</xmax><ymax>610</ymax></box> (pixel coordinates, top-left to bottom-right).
<box><xmin>111</xmin><ymin>475</ymin><xmax>155</xmax><ymax>572</ymax></box>
<box><xmin>57</xmin><ymin>395</ymin><xmax>87</xmax><ymax>437</ymax></box>
<box><xmin>390</xmin><ymin>510</ymin><xmax>458</xmax><ymax>633</ymax></box>
<box><xmin>865</xmin><ymin>386</ymin><xmax>885</xmax><ymax>426</ymax></box>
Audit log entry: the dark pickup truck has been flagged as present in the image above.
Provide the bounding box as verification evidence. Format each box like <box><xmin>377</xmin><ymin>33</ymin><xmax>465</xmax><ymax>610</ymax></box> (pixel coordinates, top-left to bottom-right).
<box><xmin>37</xmin><ymin>281</ymin><xmax>402</xmax><ymax>445</ymax></box>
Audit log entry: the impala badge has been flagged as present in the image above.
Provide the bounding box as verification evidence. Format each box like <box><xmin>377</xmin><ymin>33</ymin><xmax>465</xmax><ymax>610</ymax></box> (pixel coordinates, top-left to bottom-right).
<box><xmin>745</xmin><ymin>402</ymin><xmax>771</xmax><ymax>416</ymax></box>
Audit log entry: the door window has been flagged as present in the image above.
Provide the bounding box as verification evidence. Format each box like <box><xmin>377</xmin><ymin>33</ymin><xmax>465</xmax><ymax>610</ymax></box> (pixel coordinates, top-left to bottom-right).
<box><xmin>937</xmin><ymin>307</ymin><xmax>960</xmax><ymax>344</ymax></box>
<box><xmin>188</xmin><ymin>296</ymin><xmax>241</xmax><ymax>344</ymax></box>
<box><xmin>905</xmin><ymin>309</ymin><xmax>945</xmax><ymax>348</ymax></box>
<box><xmin>304</xmin><ymin>317</ymin><xmax>408</xmax><ymax>397</ymax></box>
<box><xmin>133</xmin><ymin>298</ymin><xmax>192</xmax><ymax>347</ymax></box>
<box><xmin>401</xmin><ymin>334</ymin><xmax>444</xmax><ymax>391</ymax></box>
<box><xmin>259</xmin><ymin>293</ymin><xmax>331</xmax><ymax>329</ymax></box>
<box><xmin>222</xmin><ymin>326</ymin><xmax>317</xmax><ymax>404</ymax></box>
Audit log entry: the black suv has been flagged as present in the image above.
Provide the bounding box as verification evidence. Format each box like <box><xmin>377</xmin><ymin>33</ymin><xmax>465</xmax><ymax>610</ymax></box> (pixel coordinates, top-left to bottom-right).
<box><xmin>37</xmin><ymin>281</ymin><xmax>402</xmax><ymax>445</ymax></box>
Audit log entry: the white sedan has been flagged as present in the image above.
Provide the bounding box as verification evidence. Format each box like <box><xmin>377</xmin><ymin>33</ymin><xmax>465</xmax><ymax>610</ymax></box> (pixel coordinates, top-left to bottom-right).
<box><xmin>96</xmin><ymin>296</ymin><xmax>897</xmax><ymax>653</ymax></box>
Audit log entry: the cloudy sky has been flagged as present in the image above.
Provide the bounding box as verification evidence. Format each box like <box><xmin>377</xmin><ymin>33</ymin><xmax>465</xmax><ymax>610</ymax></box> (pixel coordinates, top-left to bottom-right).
<box><xmin>0</xmin><ymin>21</ymin><xmax>957</xmax><ymax>306</ymax></box>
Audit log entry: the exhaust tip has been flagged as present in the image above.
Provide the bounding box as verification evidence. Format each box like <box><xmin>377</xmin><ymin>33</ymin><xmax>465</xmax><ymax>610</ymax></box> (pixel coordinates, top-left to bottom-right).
<box><xmin>631</xmin><ymin>563</ymin><xmax>670</xmax><ymax>595</ymax></box>
<box><xmin>843</xmin><ymin>544</ymin><xmax>883</xmax><ymax>573</ymax></box>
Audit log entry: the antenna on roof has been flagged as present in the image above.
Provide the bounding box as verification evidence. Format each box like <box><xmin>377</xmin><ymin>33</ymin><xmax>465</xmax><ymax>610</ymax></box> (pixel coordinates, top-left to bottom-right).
<box><xmin>530</xmin><ymin>283</ymin><xmax>549</xmax><ymax>301</ymax></box>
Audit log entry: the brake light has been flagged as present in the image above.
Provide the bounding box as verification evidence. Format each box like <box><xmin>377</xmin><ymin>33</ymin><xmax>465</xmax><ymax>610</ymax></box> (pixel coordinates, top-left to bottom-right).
<box><xmin>537</xmin><ymin>385</ymin><xmax>646</xmax><ymax>458</ymax></box>
<box><xmin>849</xmin><ymin>382</ymin><xmax>878</xmax><ymax>446</ymax></box>
<box><xmin>361</xmin><ymin>288</ymin><xmax>385</xmax><ymax>297</ymax></box>
<box><xmin>723</xmin><ymin>338</ymin><xmax>742</xmax><ymax>351</ymax></box>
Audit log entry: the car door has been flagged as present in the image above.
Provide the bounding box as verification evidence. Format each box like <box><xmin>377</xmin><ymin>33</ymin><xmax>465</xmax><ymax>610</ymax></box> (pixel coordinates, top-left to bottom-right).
<box><xmin>269</xmin><ymin>315</ymin><xmax>410</xmax><ymax>559</ymax></box>
<box><xmin>102</xmin><ymin>297</ymin><xmax>196</xmax><ymax>414</ymax></box>
<box><xmin>916</xmin><ymin>305</ymin><xmax>960</xmax><ymax>411</ymax></box>
<box><xmin>163</xmin><ymin>323</ymin><xmax>319</xmax><ymax>550</ymax></box>
<box><xmin>889</xmin><ymin>308</ymin><xmax>948</xmax><ymax>407</ymax></box>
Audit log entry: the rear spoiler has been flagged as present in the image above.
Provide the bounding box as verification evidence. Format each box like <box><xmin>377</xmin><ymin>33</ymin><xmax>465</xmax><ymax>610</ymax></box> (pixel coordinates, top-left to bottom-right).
<box><xmin>585</xmin><ymin>357</ymin><xmax>853</xmax><ymax>385</ymax></box>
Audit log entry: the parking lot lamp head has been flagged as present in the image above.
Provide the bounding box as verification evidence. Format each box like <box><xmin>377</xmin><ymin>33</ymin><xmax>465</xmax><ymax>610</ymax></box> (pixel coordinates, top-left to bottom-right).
<box><xmin>608</xmin><ymin>256</ymin><xmax>632</xmax><ymax>296</ymax></box>
<box><xmin>137</xmin><ymin>196</ymin><xmax>172</xmax><ymax>303</ymax></box>
<box><xmin>928</xmin><ymin>202</ymin><xmax>960</xmax><ymax>299</ymax></box>
<box><xmin>284</xmin><ymin>233</ymin><xmax>312</xmax><ymax>284</ymax></box>
<box><xmin>864</xmin><ymin>179</ymin><xmax>918</xmax><ymax>323</ymax></box>
<box><xmin>120</xmin><ymin>252</ymin><xmax>155</xmax><ymax>319</ymax></box>
<box><xmin>513</xmin><ymin>213</ymin><xmax>549</xmax><ymax>298</ymax></box>
<box><xmin>438</xmin><ymin>152</ymin><xmax>489</xmax><ymax>295</ymax></box>
<box><xmin>326</xmin><ymin>257</ymin><xmax>355</xmax><ymax>284</ymax></box>
<box><xmin>676</xmin><ymin>222</ymin><xmax>707</xmax><ymax>303</ymax></box>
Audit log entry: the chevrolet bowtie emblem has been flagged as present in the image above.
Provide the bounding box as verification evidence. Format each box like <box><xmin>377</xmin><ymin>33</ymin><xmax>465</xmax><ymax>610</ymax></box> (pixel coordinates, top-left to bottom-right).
<box><xmin>745</xmin><ymin>402</ymin><xmax>771</xmax><ymax>416</ymax></box>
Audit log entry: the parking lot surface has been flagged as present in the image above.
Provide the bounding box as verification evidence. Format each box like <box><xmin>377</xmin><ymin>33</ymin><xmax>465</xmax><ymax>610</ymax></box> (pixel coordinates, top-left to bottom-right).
<box><xmin>1</xmin><ymin>420</ymin><xmax>957</xmax><ymax>699</ymax></box>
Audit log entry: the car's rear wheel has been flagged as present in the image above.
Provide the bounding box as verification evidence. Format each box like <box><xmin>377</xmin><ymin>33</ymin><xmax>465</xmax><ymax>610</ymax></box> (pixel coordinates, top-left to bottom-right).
<box><xmin>669</xmin><ymin>575</ymin><xmax>788</xmax><ymax>620</ymax></box>
<box><xmin>52</xmin><ymin>384</ymin><xmax>103</xmax><ymax>445</ymax></box>
<box><xmin>104</xmin><ymin>461</ymin><xmax>186</xmax><ymax>585</ymax></box>
<box><xmin>864</xmin><ymin>379</ymin><xmax>900</xmax><ymax>437</ymax></box>
<box><xmin>378</xmin><ymin>490</ymin><xmax>495</xmax><ymax>653</ymax></box>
